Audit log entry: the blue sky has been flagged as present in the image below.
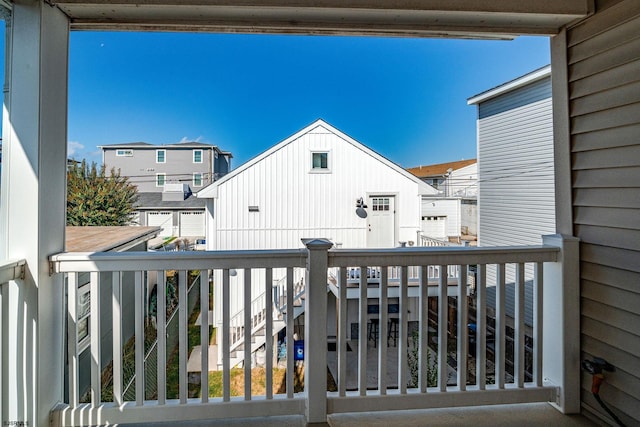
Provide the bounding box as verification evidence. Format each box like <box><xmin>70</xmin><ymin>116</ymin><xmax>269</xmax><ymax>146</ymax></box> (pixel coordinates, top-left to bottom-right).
<box><xmin>30</xmin><ymin>31</ymin><xmax>550</xmax><ymax>168</ymax></box>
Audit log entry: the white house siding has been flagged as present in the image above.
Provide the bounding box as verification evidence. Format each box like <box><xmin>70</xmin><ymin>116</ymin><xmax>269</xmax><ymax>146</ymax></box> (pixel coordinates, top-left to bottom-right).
<box><xmin>475</xmin><ymin>75</ymin><xmax>556</xmax><ymax>285</ymax></box>
<box><xmin>448</xmin><ymin>162</ymin><xmax>478</xmax><ymax>198</ymax></box>
<box><xmin>211</xmin><ymin>124</ymin><xmax>429</xmax><ymax>251</ymax></box>
<box><xmin>202</xmin><ymin>121</ymin><xmax>435</xmax><ymax>329</ymax></box>
<box><xmin>568</xmin><ymin>1</ymin><xmax>640</xmax><ymax>424</ymax></box>
<box><xmin>420</xmin><ymin>197</ymin><xmax>461</xmax><ymax>240</ymax></box>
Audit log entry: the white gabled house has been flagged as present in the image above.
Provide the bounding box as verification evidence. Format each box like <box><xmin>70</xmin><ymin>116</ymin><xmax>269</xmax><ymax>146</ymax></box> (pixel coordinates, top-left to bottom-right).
<box><xmin>197</xmin><ymin>119</ymin><xmax>438</xmax><ymax>366</ymax></box>
<box><xmin>198</xmin><ymin>119</ymin><xmax>437</xmax><ymax>251</ymax></box>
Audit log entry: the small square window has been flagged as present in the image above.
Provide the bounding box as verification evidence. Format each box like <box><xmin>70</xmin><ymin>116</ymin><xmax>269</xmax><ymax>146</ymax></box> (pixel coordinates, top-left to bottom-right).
<box><xmin>193</xmin><ymin>150</ymin><xmax>203</xmax><ymax>163</ymax></box>
<box><xmin>193</xmin><ymin>173</ymin><xmax>203</xmax><ymax>187</ymax></box>
<box><xmin>156</xmin><ymin>173</ymin><xmax>166</xmax><ymax>187</ymax></box>
<box><xmin>156</xmin><ymin>150</ymin><xmax>166</xmax><ymax>163</ymax></box>
<box><xmin>312</xmin><ymin>152</ymin><xmax>328</xmax><ymax>170</ymax></box>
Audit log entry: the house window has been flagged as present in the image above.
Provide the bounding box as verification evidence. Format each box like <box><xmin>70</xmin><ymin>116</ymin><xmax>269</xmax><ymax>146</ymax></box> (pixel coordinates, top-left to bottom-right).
<box><xmin>156</xmin><ymin>149</ymin><xmax>166</xmax><ymax>163</ymax></box>
<box><xmin>372</xmin><ymin>197</ymin><xmax>390</xmax><ymax>211</ymax></box>
<box><xmin>193</xmin><ymin>173</ymin><xmax>203</xmax><ymax>187</ymax></box>
<box><xmin>193</xmin><ymin>149</ymin><xmax>203</xmax><ymax>163</ymax></box>
<box><xmin>156</xmin><ymin>173</ymin><xmax>166</xmax><ymax>187</ymax></box>
<box><xmin>310</xmin><ymin>151</ymin><xmax>330</xmax><ymax>172</ymax></box>
<box><xmin>116</xmin><ymin>149</ymin><xmax>133</xmax><ymax>157</ymax></box>
<box><xmin>77</xmin><ymin>282</ymin><xmax>91</xmax><ymax>352</ymax></box>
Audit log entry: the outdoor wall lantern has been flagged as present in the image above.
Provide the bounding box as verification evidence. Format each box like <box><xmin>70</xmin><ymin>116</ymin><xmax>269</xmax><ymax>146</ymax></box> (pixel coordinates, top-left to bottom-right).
<box><xmin>355</xmin><ymin>197</ymin><xmax>368</xmax><ymax>218</ymax></box>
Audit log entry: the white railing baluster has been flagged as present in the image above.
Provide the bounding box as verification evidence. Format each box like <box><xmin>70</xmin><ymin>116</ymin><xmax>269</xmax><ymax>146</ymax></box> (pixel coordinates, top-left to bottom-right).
<box><xmin>244</xmin><ymin>268</ymin><xmax>252</xmax><ymax>400</ymax></box>
<box><xmin>222</xmin><ymin>269</ymin><xmax>231</xmax><ymax>402</ymax></box>
<box><xmin>515</xmin><ymin>263</ymin><xmax>525</xmax><ymax>387</ymax></box>
<box><xmin>157</xmin><ymin>271</ymin><xmax>167</xmax><ymax>405</ymax></box>
<box><xmin>49</xmin><ymin>244</ymin><xmax>561</xmax><ymax>425</ymax></box>
<box><xmin>398</xmin><ymin>266</ymin><xmax>408</xmax><ymax>394</ymax></box>
<box><xmin>378</xmin><ymin>266</ymin><xmax>388</xmax><ymax>394</ymax></box>
<box><xmin>457</xmin><ymin>265</ymin><xmax>468</xmax><ymax>391</ymax></box>
<box><xmin>419</xmin><ymin>266</ymin><xmax>428</xmax><ymax>393</ymax></box>
<box><xmin>358</xmin><ymin>266</ymin><xmax>367</xmax><ymax>396</ymax></box>
<box><xmin>90</xmin><ymin>271</ymin><xmax>101</xmax><ymax>406</ymax></box>
<box><xmin>112</xmin><ymin>272</ymin><xmax>123</xmax><ymax>406</ymax></box>
<box><xmin>338</xmin><ymin>267</ymin><xmax>347</xmax><ymax>396</ymax></box>
<box><xmin>476</xmin><ymin>264</ymin><xmax>487</xmax><ymax>390</ymax></box>
<box><xmin>179</xmin><ymin>270</ymin><xmax>188</xmax><ymax>403</ymax></box>
<box><xmin>286</xmin><ymin>267</ymin><xmax>294</xmax><ymax>398</ymax></box>
<box><xmin>67</xmin><ymin>273</ymin><xmax>79</xmax><ymax>407</ymax></box>
<box><xmin>200</xmin><ymin>269</ymin><xmax>210</xmax><ymax>402</ymax></box>
<box><xmin>437</xmin><ymin>265</ymin><xmax>448</xmax><ymax>392</ymax></box>
<box><xmin>135</xmin><ymin>271</ymin><xmax>144</xmax><ymax>405</ymax></box>
<box><xmin>496</xmin><ymin>263</ymin><xmax>506</xmax><ymax>389</ymax></box>
<box><xmin>534</xmin><ymin>262</ymin><xmax>543</xmax><ymax>387</ymax></box>
<box><xmin>265</xmin><ymin>268</ymin><xmax>273</xmax><ymax>400</ymax></box>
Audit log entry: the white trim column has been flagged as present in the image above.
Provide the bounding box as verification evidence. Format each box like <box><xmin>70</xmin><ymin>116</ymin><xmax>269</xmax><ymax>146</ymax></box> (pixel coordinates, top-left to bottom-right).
<box><xmin>1</xmin><ymin>2</ymin><xmax>69</xmax><ymax>426</ymax></box>
<box><xmin>542</xmin><ymin>234</ymin><xmax>580</xmax><ymax>414</ymax></box>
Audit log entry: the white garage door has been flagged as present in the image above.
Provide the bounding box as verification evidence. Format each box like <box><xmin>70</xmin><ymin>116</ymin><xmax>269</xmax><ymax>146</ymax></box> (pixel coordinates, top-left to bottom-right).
<box><xmin>422</xmin><ymin>216</ymin><xmax>447</xmax><ymax>240</ymax></box>
<box><xmin>179</xmin><ymin>211</ymin><xmax>205</xmax><ymax>237</ymax></box>
<box><xmin>147</xmin><ymin>211</ymin><xmax>173</xmax><ymax>237</ymax></box>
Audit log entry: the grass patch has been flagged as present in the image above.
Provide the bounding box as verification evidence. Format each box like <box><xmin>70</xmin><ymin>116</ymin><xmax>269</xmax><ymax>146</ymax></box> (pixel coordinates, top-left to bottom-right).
<box><xmin>198</xmin><ymin>366</ymin><xmax>304</xmax><ymax>398</ymax></box>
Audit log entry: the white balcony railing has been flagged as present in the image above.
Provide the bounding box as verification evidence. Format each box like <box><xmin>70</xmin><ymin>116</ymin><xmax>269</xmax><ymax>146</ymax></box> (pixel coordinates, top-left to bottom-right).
<box><xmin>48</xmin><ymin>241</ymin><xmax>564</xmax><ymax>426</ymax></box>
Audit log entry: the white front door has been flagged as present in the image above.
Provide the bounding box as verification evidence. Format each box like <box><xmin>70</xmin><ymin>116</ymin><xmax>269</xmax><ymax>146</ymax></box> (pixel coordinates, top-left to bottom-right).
<box><xmin>367</xmin><ymin>196</ymin><xmax>395</xmax><ymax>248</ymax></box>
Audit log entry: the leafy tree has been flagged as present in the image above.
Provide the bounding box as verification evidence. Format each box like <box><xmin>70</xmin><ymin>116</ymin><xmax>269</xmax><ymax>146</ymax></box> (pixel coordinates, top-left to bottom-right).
<box><xmin>67</xmin><ymin>160</ymin><xmax>138</xmax><ymax>226</ymax></box>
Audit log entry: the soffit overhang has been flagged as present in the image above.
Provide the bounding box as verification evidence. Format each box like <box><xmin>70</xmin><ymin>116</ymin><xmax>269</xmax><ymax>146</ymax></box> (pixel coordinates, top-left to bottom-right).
<box><xmin>53</xmin><ymin>1</ymin><xmax>593</xmax><ymax>39</ymax></box>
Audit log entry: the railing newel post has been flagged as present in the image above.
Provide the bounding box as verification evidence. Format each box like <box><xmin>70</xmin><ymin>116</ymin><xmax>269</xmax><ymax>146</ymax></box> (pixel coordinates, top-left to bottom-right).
<box><xmin>302</xmin><ymin>238</ymin><xmax>333</xmax><ymax>424</ymax></box>
<box><xmin>542</xmin><ymin>234</ymin><xmax>580</xmax><ymax>413</ymax></box>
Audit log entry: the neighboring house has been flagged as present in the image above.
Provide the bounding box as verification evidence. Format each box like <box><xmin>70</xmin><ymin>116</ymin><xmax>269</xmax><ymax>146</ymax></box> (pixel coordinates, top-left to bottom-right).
<box><xmin>408</xmin><ymin>159</ymin><xmax>478</xmax><ymax>242</ymax></box>
<box><xmin>407</xmin><ymin>159</ymin><xmax>477</xmax><ymax>198</ymax></box>
<box><xmin>100</xmin><ymin>141</ymin><xmax>232</xmax><ymax>239</ymax></box>
<box><xmin>65</xmin><ymin>225</ymin><xmax>161</xmax><ymax>399</ymax></box>
<box><xmin>197</xmin><ymin>119</ymin><xmax>439</xmax><ymax>366</ymax></box>
<box><xmin>468</xmin><ymin>65</ymin><xmax>555</xmax><ymax>284</ymax></box>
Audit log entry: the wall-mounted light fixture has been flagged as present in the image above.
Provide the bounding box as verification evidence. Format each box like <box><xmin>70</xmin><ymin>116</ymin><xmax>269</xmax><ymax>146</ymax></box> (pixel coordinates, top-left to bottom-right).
<box><xmin>355</xmin><ymin>197</ymin><xmax>368</xmax><ymax>218</ymax></box>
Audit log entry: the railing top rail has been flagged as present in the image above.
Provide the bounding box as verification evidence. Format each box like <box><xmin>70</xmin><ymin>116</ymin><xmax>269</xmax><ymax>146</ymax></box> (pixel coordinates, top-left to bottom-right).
<box><xmin>329</xmin><ymin>245</ymin><xmax>560</xmax><ymax>267</ymax></box>
<box><xmin>49</xmin><ymin>249</ymin><xmax>307</xmax><ymax>273</ymax></box>
<box><xmin>0</xmin><ymin>258</ymin><xmax>26</xmax><ymax>283</ymax></box>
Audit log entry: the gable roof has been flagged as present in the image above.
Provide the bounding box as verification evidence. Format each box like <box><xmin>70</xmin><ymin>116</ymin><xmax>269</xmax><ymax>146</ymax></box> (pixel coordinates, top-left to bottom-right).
<box><xmin>197</xmin><ymin>119</ymin><xmax>436</xmax><ymax>198</ymax></box>
<box><xmin>407</xmin><ymin>159</ymin><xmax>477</xmax><ymax>178</ymax></box>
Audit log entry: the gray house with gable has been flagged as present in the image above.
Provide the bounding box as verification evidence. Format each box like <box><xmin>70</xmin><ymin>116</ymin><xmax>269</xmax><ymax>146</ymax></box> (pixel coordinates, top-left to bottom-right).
<box><xmin>101</xmin><ymin>141</ymin><xmax>232</xmax><ymax>239</ymax></box>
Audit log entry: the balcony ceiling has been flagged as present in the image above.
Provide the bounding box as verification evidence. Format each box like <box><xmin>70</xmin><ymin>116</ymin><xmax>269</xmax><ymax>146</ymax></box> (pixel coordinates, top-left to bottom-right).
<box><xmin>54</xmin><ymin>0</ymin><xmax>592</xmax><ymax>39</ymax></box>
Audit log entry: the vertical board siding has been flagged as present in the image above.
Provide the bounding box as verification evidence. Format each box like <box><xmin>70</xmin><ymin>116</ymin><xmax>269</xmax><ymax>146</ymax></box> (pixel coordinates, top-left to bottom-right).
<box><xmin>476</xmin><ymin>76</ymin><xmax>556</xmax><ymax>285</ymax></box>
<box><xmin>213</xmin><ymin>124</ymin><xmax>425</xmax><ymax>251</ymax></box>
<box><xmin>568</xmin><ymin>1</ymin><xmax>640</xmax><ymax>424</ymax></box>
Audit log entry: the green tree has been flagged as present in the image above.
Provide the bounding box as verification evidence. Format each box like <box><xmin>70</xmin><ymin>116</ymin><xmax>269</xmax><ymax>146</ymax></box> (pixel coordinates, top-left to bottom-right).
<box><xmin>67</xmin><ymin>160</ymin><xmax>138</xmax><ymax>226</ymax></box>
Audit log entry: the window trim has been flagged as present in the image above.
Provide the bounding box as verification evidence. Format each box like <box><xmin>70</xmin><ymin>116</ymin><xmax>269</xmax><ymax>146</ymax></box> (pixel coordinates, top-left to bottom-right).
<box><xmin>156</xmin><ymin>173</ymin><xmax>166</xmax><ymax>187</ymax></box>
<box><xmin>156</xmin><ymin>149</ymin><xmax>166</xmax><ymax>164</ymax></box>
<box><xmin>309</xmin><ymin>149</ymin><xmax>331</xmax><ymax>174</ymax></box>
<box><xmin>193</xmin><ymin>149</ymin><xmax>203</xmax><ymax>163</ymax></box>
<box><xmin>193</xmin><ymin>172</ymin><xmax>203</xmax><ymax>187</ymax></box>
<box><xmin>116</xmin><ymin>149</ymin><xmax>133</xmax><ymax>157</ymax></box>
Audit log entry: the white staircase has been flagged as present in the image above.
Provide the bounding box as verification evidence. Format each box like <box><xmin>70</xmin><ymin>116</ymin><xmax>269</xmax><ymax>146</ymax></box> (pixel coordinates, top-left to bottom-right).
<box><xmin>227</xmin><ymin>274</ymin><xmax>306</xmax><ymax>368</ymax></box>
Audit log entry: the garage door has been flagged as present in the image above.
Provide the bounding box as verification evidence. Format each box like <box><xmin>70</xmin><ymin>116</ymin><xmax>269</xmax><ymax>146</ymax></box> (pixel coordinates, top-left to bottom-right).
<box><xmin>422</xmin><ymin>216</ymin><xmax>447</xmax><ymax>240</ymax></box>
<box><xmin>147</xmin><ymin>211</ymin><xmax>173</xmax><ymax>237</ymax></box>
<box><xmin>179</xmin><ymin>211</ymin><xmax>205</xmax><ymax>237</ymax></box>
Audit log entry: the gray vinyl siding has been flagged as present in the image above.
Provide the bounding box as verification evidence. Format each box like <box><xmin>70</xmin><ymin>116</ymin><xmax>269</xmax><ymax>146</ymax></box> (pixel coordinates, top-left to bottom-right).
<box><xmin>476</xmin><ymin>76</ymin><xmax>556</xmax><ymax>285</ymax></box>
<box><xmin>103</xmin><ymin>147</ymin><xmax>219</xmax><ymax>193</ymax></box>
<box><xmin>568</xmin><ymin>1</ymin><xmax>640</xmax><ymax>424</ymax></box>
